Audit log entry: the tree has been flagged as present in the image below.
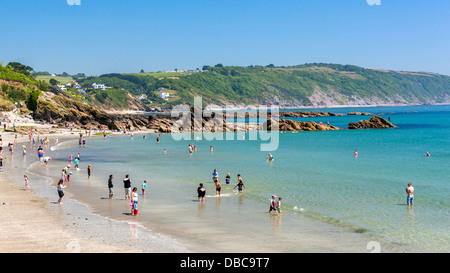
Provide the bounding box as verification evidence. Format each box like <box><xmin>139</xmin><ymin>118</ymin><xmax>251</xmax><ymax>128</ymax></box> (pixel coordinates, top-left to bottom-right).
<box><xmin>214</xmin><ymin>63</ymin><xmax>224</xmax><ymax>68</ymax></box>
<box><xmin>7</xmin><ymin>62</ymin><xmax>34</xmax><ymax>75</ymax></box>
<box><xmin>49</xmin><ymin>78</ymin><xmax>59</xmax><ymax>86</ymax></box>
<box><xmin>140</xmin><ymin>69</ymin><xmax>145</xmax><ymax>73</ymax></box>
<box><xmin>27</xmin><ymin>89</ymin><xmax>41</xmax><ymax>112</ymax></box>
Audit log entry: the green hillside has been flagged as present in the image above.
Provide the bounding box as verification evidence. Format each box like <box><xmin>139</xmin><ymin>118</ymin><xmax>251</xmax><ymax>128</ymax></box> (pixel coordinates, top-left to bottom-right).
<box><xmin>78</xmin><ymin>63</ymin><xmax>450</xmax><ymax>108</ymax></box>
<box><xmin>0</xmin><ymin>63</ymin><xmax>45</xmax><ymax>112</ymax></box>
<box><xmin>1</xmin><ymin>62</ymin><xmax>449</xmax><ymax>115</ymax></box>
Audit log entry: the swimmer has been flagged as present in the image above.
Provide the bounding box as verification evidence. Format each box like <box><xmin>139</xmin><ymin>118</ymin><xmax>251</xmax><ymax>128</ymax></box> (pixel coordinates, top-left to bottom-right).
<box><xmin>267</xmin><ymin>153</ymin><xmax>273</xmax><ymax>161</ymax></box>
<box><xmin>425</xmin><ymin>152</ymin><xmax>430</xmax><ymax>157</ymax></box>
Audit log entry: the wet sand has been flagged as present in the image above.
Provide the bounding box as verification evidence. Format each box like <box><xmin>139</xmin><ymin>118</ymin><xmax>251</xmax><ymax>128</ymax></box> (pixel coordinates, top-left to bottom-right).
<box><xmin>0</xmin><ymin>121</ymin><xmax>186</xmax><ymax>253</ymax></box>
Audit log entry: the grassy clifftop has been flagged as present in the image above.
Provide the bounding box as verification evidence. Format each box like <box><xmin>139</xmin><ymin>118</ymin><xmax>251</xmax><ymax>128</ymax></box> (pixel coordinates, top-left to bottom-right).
<box><xmin>79</xmin><ymin>63</ymin><xmax>450</xmax><ymax>108</ymax></box>
<box><xmin>1</xmin><ymin>62</ymin><xmax>449</xmax><ymax>117</ymax></box>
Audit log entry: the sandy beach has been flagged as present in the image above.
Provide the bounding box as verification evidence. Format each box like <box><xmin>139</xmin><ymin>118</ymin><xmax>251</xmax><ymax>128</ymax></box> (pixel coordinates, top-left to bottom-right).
<box><xmin>0</xmin><ymin>111</ymin><xmax>186</xmax><ymax>253</ymax></box>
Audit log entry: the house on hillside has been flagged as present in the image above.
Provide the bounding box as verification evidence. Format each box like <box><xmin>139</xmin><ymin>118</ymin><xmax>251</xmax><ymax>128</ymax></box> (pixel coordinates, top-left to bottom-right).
<box><xmin>92</xmin><ymin>83</ymin><xmax>108</xmax><ymax>90</ymax></box>
<box><xmin>136</xmin><ymin>94</ymin><xmax>147</xmax><ymax>100</ymax></box>
<box><xmin>57</xmin><ymin>84</ymin><xmax>67</xmax><ymax>91</ymax></box>
<box><xmin>159</xmin><ymin>91</ymin><xmax>170</xmax><ymax>99</ymax></box>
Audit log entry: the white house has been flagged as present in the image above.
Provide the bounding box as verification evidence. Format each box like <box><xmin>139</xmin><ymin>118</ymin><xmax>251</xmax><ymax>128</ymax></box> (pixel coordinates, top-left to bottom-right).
<box><xmin>159</xmin><ymin>91</ymin><xmax>170</xmax><ymax>99</ymax></box>
<box><xmin>57</xmin><ymin>84</ymin><xmax>67</xmax><ymax>91</ymax></box>
<box><xmin>136</xmin><ymin>94</ymin><xmax>147</xmax><ymax>100</ymax></box>
<box><xmin>92</xmin><ymin>83</ymin><xmax>107</xmax><ymax>90</ymax></box>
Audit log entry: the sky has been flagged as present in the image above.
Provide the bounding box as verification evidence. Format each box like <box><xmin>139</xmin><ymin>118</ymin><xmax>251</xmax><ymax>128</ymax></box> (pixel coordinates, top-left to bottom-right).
<box><xmin>0</xmin><ymin>0</ymin><xmax>449</xmax><ymax>76</ymax></box>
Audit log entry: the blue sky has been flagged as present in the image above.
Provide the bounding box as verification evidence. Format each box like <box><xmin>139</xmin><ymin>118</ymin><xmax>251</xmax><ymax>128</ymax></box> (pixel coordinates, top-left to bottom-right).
<box><xmin>0</xmin><ymin>0</ymin><xmax>449</xmax><ymax>75</ymax></box>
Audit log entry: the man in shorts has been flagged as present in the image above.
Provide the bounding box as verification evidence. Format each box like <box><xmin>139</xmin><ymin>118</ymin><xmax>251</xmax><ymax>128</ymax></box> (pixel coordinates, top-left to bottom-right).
<box><xmin>406</xmin><ymin>182</ymin><xmax>414</xmax><ymax>205</ymax></box>
<box><xmin>123</xmin><ymin>174</ymin><xmax>131</xmax><ymax>199</ymax></box>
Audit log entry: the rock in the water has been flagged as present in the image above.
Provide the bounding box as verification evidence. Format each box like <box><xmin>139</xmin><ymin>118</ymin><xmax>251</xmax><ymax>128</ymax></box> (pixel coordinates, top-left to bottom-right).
<box><xmin>348</xmin><ymin>116</ymin><xmax>396</xmax><ymax>129</ymax></box>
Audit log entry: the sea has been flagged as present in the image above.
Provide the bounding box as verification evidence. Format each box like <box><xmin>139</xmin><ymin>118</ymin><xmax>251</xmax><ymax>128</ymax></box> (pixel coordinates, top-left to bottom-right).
<box><xmin>12</xmin><ymin>104</ymin><xmax>450</xmax><ymax>252</ymax></box>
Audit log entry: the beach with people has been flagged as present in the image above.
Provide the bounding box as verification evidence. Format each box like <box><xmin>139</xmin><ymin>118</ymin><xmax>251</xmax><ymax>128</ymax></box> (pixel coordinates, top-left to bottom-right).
<box><xmin>0</xmin><ymin>105</ymin><xmax>449</xmax><ymax>253</ymax></box>
<box><xmin>0</xmin><ymin>112</ymin><xmax>187</xmax><ymax>253</ymax></box>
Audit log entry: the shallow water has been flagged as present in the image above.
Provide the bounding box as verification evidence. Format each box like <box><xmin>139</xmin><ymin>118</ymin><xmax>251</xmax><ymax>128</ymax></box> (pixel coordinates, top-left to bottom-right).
<box><xmin>21</xmin><ymin>105</ymin><xmax>450</xmax><ymax>252</ymax></box>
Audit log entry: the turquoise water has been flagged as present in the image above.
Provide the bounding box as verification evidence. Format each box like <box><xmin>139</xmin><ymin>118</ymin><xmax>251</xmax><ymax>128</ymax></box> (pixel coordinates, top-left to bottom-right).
<box><xmin>29</xmin><ymin>105</ymin><xmax>450</xmax><ymax>252</ymax></box>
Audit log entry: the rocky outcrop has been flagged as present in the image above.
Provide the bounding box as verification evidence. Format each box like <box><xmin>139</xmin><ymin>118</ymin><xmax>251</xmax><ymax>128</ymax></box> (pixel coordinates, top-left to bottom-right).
<box><xmin>281</xmin><ymin>111</ymin><xmax>344</xmax><ymax>118</ymax></box>
<box><xmin>347</xmin><ymin>112</ymin><xmax>375</xmax><ymax>116</ymax></box>
<box><xmin>34</xmin><ymin>92</ymin><xmax>396</xmax><ymax>133</ymax></box>
<box><xmin>280</xmin><ymin>119</ymin><xmax>339</xmax><ymax>131</ymax></box>
<box><xmin>348</xmin><ymin>116</ymin><xmax>396</xmax><ymax>129</ymax></box>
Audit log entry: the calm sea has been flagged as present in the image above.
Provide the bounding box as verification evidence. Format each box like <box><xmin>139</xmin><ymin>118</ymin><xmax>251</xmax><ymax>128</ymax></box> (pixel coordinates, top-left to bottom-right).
<box><xmin>25</xmin><ymin>105</ymin><xmax>450</xmax><ymax>252</ymax></box>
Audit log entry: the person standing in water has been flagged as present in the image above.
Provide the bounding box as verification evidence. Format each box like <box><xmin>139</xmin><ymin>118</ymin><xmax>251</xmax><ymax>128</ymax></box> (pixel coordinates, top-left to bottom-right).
<box><xmin>234</xmin><ymin>174</ymin><xmax>245</xmax><ymax>193</ymax></box>
<box><xmin>215</xmin><ymin>180</ymin><xmax>222</xmax><ymax>196</ymax></box>
<box><xmin>212</xmin><ymin>169</ymin><xmax>219</xmax><ymax>182</ymax></box>
<box><xmin>123</xmin><ymin>174</ymin><xmax>131</xmax><ymax>200</ymax></box>
<box><xmin>108</xmin><ymin>174</ymin><xmax>114</xmax><ymax>199</ymax></box>
<box><xmin>406</xmin><ymin>182</ymin><xmax>414</xmax><ymax>206</ymax></box>
<box><xmin>197</xmin><ymin>183</ymin><xmax>206</xmax><ymax>202</ymax></box>
<box><xmin>276</xmin><ymin>197</ymin><xmax>283</xmax><ymax>214</ymax></box>
<box><xmin>225</xmin><ymin>173</ymin><xmax>231</xmax><ymax>185</ymax></box>
<box><xmin>24</xmin><ymin>175</ymin><xmax>30</xmax><ymax>190</ymax></box>
<box><xmin>269</xmin><ymin>195</ymin><xmax>277</xmax><ymax>212</ymax></box>
<box><xmin>57</xmin><ymin>179</ymin><xmax>66</xmax><ymax>204</ymax></box>
<box><xmin>141</xmin><ymin>180</ymin><xmax>147</xmax><ymax>195</ymax></box>
<box><xmin>130</xmin><ymin>187</ymin><xmax>138</xmax><ymax>215</ymax></box>
<box><xmin>87</xmin><ymin>165</ymin><xmax>91</xmax><ymax>178</ymax></box>
<box><xmin>354</xmin><ymin>149</ymin><xmax>358</xmax><ymax>158</ymax></box>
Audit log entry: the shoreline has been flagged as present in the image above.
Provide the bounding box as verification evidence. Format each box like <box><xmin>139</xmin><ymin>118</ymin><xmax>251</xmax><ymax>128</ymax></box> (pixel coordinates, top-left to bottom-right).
<box><xmin>0</xmin><ymin>126</ymin><xmax>187</xmax><ymax>253</ymax></box>
<box><xmin>22</xmin><ymin>133</ymin><xmax>398</xmax><ymax>253</ymax></box>
<box><xmin>0</xmin><ymin>128</ymin><xmax>372</xmax><ymax>253</ymax></box>
<box><xmin>0</xmin><ymin>105</ymin><xmax>446</xmax><ymax>253</ymax></box>
<box><xmin>118</xmin><ymin>103</ymin><xmax>450</xmax><ymax>115</ymax></box>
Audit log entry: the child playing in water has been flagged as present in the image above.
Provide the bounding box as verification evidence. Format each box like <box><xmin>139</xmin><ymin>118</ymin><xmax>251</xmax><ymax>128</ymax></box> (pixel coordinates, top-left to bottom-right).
<box><xmin>276</xmin><ymin>197</ymin><xmax>283</xmax><ymax>214</ymax></box>
<box><xmin>225</xmin><ymin>173</ymin><xmax>231</xmax><ymax>184</ymax></box>
<box><xmin>141</xmin><ymin>180</ymin><xmax>147</xmax><ymax>195</ymax></box>
<box><xmin>24</xmin><ymin>175</ymin><xmax>30</xmax><ymax>190</ymax></box>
